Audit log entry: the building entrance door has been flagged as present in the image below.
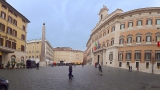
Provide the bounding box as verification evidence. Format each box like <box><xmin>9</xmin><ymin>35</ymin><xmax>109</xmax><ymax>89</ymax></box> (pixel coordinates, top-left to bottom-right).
<box><xmin>127</xmin><ymin>62</ymin><xmax>130</xmax><ymax>67</ymax></box>
<box><xmin>136</xmin><ymin>62</ymin><xmax>139</xmax><ymax>68</ymax></box>
<box><xmin>0</xmin><ymin>55</ymin><xmax>2</xmax><ymax>64</ymax></box>
<box><xmin>119</xmin><ymin>62</ymin><xmax>122</xmax><ymax>67</ymax></box>
<box><xmin>97</xmin><ymin>55</ymin><xmax>100</xmax><ymax>64</ymax></box>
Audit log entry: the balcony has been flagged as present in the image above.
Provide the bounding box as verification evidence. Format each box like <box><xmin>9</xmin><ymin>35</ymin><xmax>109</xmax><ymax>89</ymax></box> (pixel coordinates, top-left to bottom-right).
<box><xmin>0</xmin><ymin>46</ymin><xmax>14</xmax><ymax>53</ymax></box>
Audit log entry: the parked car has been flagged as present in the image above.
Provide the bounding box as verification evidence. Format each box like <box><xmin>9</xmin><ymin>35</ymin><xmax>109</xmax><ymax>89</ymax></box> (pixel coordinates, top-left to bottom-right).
<box><xmin>0</xmin><ymin>78</ymin><xmax>9</xmax><ymax>90</ymax></box>
<box><xmin>26</xmin><ymin>59</ymin><xmax>36</xmax><ymax>68</ymax></box>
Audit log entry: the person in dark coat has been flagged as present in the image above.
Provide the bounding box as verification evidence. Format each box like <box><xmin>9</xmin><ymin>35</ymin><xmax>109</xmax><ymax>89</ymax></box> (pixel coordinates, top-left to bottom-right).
<box><xmin>128</xmin><ymin>65</ymin><xmax>130</xmax><ymax>72</ymax></box>
<box><xmin>36</xmin><ymin>62</ymin><xmax>39</xmax><ymax>70</ymax></box>
<box><xmin>68</xmin><ymin>64</ymin><xmax>73</xmax><ymax>81</ymax></box>
<box><xmin>98</xmin><ymin>64</ymin><xmax>102</xmax><ymax>75</ymax></box>
<box><xmin>130</xmin><ymin>66</ymin><xmax>132</xmax><ymax>72</ymax></box>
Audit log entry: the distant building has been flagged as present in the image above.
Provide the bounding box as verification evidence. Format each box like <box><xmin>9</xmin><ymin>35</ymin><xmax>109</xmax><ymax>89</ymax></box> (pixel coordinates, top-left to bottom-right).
<box><xmin>26</xmin><ymin>39</ymin><xmax>54</xmax><ymax>64</ymax></box>
<box><xmin>83</xmin><ymin>50</ymin><xmax>87</xmax><ymax>65</ymax></box>
<box><xmin>86</xmin><ymin>5</ymin><xmax>160</xmax><ymax>74</ymax></box>
<box><xmin>0</xmin><ymin>0</ymin><xmax>30</xmax><ymax>65</ymax></box>
<box><xmin>53</xmin><ymin>47</ymin><xmax>84</xmax><ymax>64</ymax></box>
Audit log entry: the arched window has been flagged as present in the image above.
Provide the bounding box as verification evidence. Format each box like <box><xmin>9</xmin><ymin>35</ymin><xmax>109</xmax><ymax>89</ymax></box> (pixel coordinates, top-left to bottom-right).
<box><xmin>119</xmin><ymin>35</ymin><xmax>124</xmax><ymax>44</ymax></box>
<box><xmin>136</xmin><ymin>33</ymin><xmax>142</xmax><ymax>43</ymax></box>
<box><xmin>11</xmin><ymin>55</ymin><xmax>16</xmax><ymax>63</ymax></box>
<box><xmin>21</xmin><ymin>56</ymin><xmax>24</xmax><ymax>64</ymax></box>
<box><xmin>101</xmin><ymin>14</ymin><xmax>103</xmax><ymax>20</ymax></box>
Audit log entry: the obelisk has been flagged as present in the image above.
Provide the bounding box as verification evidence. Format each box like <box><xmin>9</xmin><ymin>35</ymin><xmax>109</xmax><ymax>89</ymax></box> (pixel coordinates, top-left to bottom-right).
<box><xmin>39</xmin><ymin>23</ymin><xmax>46</xmax><ymax>66</ymax></box>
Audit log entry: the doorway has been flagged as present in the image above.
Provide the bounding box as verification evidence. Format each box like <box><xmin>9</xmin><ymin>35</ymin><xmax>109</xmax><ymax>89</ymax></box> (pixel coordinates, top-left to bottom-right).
<box><xmin>0</xmin><ymin>55</ymin><xmax>2</xmax><ymax>64</ymax></box>
<box><xmin>136</xmin><ymin>62</ymin><xmax>139</xmax><ymax>68</ymax></box>
<box><xmin>127</xmin><ymin>62</ymin><xmax>130</xmax><ymax>67</ymax></box>
<box><xmin>119</xmin><ymin>62</ymin><xmax>122</xmax><ymax>67</ymax></box>
<box><xmin>97</xmin><ymin>55</ymin><xmax>100</xmax><ymax>64</ymax></box>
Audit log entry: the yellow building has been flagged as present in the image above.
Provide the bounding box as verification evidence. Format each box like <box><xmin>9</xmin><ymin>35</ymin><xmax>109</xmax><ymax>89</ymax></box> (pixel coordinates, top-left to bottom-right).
<box><xmin>0</xmin><ymin>0</ymin><xmax>30</xmax><ymax>66</ymax></box>
<box><xmin>53</xmin><ymin>47</ymin><xmax>84</xmax><ymax>65</ymax></box>
<box><xmin>26</xmin><ymin>39</ymin><xmax>54</xmax><ymax>64</ymax></box>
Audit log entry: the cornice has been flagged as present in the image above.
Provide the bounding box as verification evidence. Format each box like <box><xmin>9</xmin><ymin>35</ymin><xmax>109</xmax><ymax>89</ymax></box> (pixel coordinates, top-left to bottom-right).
<box><xmin>0</xmin><ymin>0</ymin><xmax>30</xmax><ymax>23</ymax></box>
<box><xmin>90</xmin><ymin>7</ymin><xmax>160</xmax><ymax>39</ymax></box>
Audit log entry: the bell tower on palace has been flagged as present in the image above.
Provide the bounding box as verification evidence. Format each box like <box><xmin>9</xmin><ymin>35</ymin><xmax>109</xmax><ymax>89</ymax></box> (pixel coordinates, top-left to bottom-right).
<box><xmin>98</xmin><ymin>5</ymin><xmax>109</xmax><ymax>21</ymax></box>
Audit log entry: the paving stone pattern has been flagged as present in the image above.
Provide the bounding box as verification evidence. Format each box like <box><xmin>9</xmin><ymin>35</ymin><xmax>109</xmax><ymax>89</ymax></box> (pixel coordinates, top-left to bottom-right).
<box><xmin>0</xmin><ymin>65</ymin><xmax>160</xmax><ymax>90</ymax></box>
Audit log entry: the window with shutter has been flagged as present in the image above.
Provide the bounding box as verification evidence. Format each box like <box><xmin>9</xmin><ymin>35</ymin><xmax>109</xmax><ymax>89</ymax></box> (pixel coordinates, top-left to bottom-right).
<box><xmin>146</xmin><ymin>19</ymin><xmax>152</xmax><ymax>25</ymax></box>
<box><xmin>156</xmin><ymin>19</ymin><xmax>160</xmax><ymax>25</ymax></box>
<box><xmin>1</xmin><ymin>11</ymin><xmax>6</xmax><ymax>19</ymax></box>
<box><xmin>0</xmin><ymin>38</ymin><xmax>3</xmax><ymax>46</ymax></box>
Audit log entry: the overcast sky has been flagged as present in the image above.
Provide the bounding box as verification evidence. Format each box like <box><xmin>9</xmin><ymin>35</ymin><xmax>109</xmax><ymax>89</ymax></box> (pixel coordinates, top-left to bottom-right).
<box><xmin>6</xmin><ymin>0</ymin><xmax>160</xmax><ymax>51</ymax></box>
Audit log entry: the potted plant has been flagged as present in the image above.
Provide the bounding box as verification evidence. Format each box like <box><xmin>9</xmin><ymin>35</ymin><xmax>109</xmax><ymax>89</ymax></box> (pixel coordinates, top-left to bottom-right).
<box><xmin>16</xmin><ymin>63</ymin><xmax>19</xmax><ymax>69</ymax></box>
<box><xmin>20</xmin><ymin>62</ymin><xmax>23</xmax><ymax>68</ymax></box>
<box><xmin>23</xmin><ymin>63</ymin><xmax>26</xmax><ymax>68</ymax></box>
<box><xmin>0</xmin><ymin>64</ymin><xmax>4</xmax><ymax>69</ymax></box>
<box><xmin>6</xmin><ymin>61</ymin><xmax>10</xmax><ymax>70</ymax></box>
<box><xmin>11</xmin><ymin>61</ymin><xmax>16</xmax><ymax>69</ymax></box>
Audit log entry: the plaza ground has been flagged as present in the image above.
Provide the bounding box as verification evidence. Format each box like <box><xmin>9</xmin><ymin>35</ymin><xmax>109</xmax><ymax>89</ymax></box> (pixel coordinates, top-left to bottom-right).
<box><xmin>0</xmin><ymin>65</ymin><xmax>160</xmax><ymax>90</ymax></box>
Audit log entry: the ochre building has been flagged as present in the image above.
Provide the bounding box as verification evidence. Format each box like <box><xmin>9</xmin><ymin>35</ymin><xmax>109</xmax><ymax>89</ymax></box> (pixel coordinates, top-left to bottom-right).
<box><xmin>86</xmin><ymin>5</ymin><xmax>160</xmax><ymax>74</ymax></box>
<box><xmin>53</xmin><ymin>47</ymin><xmax>84</xmax><ymax>64</ymax></box>
<box><xmin>26</xmin><ymin>39</ymin><xmax>54</xmax><ymax>64</ymax></box>
<box><xmin>0</xmin><ymin>0</ymin><xmax>30</xmax><ymax>66</ymax></box>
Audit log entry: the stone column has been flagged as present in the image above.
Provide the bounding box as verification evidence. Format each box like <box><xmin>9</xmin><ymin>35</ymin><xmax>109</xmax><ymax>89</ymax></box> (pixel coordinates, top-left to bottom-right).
<box><xmin>39</xmin><ymin>23</ymin><xmax>46</xmax><ymax>67</ymax></box>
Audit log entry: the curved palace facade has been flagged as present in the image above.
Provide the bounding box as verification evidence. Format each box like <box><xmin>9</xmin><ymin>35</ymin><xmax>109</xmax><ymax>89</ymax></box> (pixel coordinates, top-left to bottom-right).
<box><xmin>86</xmin><ymin>6</ymin><xmax>160</xmax><ymax>74</ymax></box>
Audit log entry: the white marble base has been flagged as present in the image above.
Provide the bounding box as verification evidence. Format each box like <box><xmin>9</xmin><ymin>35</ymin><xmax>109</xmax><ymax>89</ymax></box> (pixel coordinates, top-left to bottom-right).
<box><xmin>39</xmin><ymin>61</ymin><xmax>46</xmax><ymax>67</ymax></box>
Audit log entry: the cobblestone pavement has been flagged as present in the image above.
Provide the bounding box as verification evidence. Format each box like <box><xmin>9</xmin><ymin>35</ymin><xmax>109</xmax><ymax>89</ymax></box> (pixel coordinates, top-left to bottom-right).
<box><xmin>0</xmin><ymin>65</ymin><xmax>160</xmax><ymax>90</ymax></box>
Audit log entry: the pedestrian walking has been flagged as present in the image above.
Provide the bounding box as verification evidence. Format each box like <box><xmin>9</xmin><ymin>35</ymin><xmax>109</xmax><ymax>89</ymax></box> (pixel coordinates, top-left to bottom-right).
<box><xmin>68</xmin><ymin>64</ymin><xmax>73</xmax><ymax>81</ymax></box>
<box><xmin>36</xmin><ymin>62</ymin><xmax>39</xmax><ymax>70</ymax></box>
<box><xmin>98</xmin><ymin>64</ymin><xmax>102</xmax><ymax>76</ymax></box>
<box><xmin>130</xmin><ymin>66</ymin><xmax>132</xmax><ymax>72</ymax></box>
<box><xmin>82</xmin><ymin>62</ymin><xmax>84</xmax><ymax>67</ymax></box>
<box><xmin>128</xmin><ymin>65</ymin><xmax>130</xmax><ymax>72</ymax></box>
<box><xmin>137</xmin><ymin>67</ymin><xmax>139</xmax><ymax>72</ymax></box>
<box><xmin>74</xmin><ymin>63</ymin><xmax>76</xmax><ymax>67</ymax></box>
<box><xmin>95</xmin><ymin>62</ymin><xmax>98</xmax><ymax>68</ymax></box>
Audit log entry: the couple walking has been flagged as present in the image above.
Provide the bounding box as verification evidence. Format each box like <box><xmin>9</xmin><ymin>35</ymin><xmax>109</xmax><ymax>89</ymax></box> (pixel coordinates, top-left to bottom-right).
<box><xmin>128</xmin><ymin>65</ymin><xmax>132</xmax><ymax>72</ymax></box>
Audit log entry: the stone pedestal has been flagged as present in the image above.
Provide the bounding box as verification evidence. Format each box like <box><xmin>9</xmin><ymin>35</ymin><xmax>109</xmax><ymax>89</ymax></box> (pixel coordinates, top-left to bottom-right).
<box><xmin>39</xmin><ymin>61</ymin><xmax>46</xmax><ymax>67</ymax></box>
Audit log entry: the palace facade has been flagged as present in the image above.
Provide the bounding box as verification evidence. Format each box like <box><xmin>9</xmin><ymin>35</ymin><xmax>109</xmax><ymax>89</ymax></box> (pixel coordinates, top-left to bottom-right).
<box><xmin>0</xmin><ymin>0</ymin><xmax>30</xmax><ymax>66</ymax></box>
<box><xmin>86</xmin><ymin>6</ymin><xmax>160</xmax><ymax>74</ymax></box>
<box><xmin>53</xmin><ymin>47</ymin><xmax>84</xmax><ymax>64</ymax></box>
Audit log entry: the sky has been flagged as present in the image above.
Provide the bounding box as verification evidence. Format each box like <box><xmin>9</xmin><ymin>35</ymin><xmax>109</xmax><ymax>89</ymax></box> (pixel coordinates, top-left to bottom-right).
<box><xmin>6</xmin><ymin>0</ymin><xmax>160</xmax><ymax>51</ymax></box>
